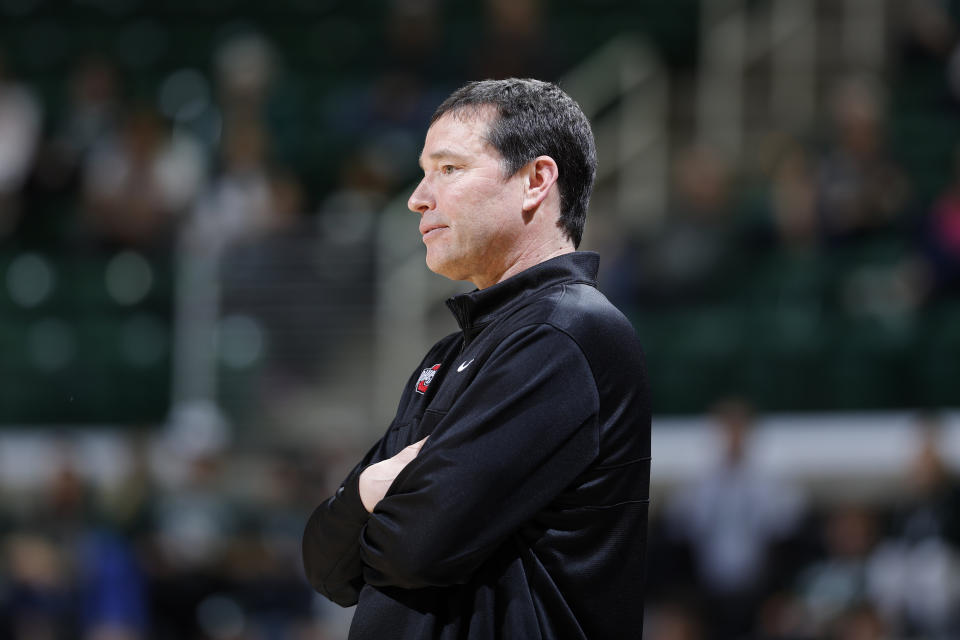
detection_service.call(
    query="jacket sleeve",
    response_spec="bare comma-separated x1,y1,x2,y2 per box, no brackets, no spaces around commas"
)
301,449,377,606
358,323,600,589
302,335,460,606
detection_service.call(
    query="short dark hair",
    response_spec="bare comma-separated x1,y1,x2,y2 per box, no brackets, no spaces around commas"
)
430,78,597,248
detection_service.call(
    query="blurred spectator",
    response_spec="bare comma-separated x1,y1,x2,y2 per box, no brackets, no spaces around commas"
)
266,168,307,235
383,0,443,75
3,534,73,640
214,32,277,125
868,413,960,637
146,453,237,639
754,590,813,640
644,600,704,640
316,156,388,247
769,142,820,250
902,0,957,60
60,56,123,171
470,0,556,80
321,2,444,206
96,436,154,538
0,52,42,241
816,76,910,241
224,451,317,639
666,399,806,639
152,454,235,573
923,143,960,295
191,120,303,246
17,55,123,248
332,72,433,191
897,414,960,544
77,529,148,640
635,144,739,303
81,105,205,250
322,70,443,221
313,72,439,249
735,134,822,260
828,603,888,640
795,505,881,636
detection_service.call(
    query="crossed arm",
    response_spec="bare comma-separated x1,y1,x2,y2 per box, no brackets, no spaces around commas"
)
302,324,600,604
358,437,428,512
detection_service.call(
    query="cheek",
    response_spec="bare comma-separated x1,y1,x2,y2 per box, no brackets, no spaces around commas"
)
441,175,522,243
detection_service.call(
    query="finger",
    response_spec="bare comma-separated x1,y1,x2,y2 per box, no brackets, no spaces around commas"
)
407,438,428,457
395,437,429,465
399,437,428,455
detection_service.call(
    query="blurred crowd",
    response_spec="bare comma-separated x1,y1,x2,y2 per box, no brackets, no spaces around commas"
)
2,0,959,339
1,408,958,640
0,34,308,255
608,70,950,316
645,406,960,640
0,0,564,256
603,0,960,321
0,432,353,640
0,1,956,301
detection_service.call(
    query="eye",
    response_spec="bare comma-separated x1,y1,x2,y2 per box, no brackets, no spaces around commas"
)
440,165,456,175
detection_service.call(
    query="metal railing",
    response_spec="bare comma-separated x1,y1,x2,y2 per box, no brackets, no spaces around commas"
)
697,0,888,162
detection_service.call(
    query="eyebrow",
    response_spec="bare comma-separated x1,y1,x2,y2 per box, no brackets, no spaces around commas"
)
418,149,469,169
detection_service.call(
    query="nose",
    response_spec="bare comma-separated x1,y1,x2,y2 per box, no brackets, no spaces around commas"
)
407,177,434,214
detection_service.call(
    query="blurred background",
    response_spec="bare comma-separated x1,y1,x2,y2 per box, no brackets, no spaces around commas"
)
0,0,959,638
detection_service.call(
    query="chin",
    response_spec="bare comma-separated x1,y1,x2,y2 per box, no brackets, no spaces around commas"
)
425,253,466,282
424,252,449,277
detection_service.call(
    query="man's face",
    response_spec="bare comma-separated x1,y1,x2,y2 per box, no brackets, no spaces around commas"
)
408,109,527,288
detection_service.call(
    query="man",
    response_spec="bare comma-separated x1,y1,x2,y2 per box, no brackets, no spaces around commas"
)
302,79,650,639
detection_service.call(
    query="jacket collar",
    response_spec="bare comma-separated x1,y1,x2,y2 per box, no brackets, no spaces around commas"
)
445,252,600,333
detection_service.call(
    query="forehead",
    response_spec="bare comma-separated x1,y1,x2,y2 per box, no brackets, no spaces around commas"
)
421,107,497,158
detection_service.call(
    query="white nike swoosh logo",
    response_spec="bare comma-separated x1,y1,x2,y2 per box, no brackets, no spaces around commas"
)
457,359,474,372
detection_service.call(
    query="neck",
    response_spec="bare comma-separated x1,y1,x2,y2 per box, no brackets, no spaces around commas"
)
475,240,575,289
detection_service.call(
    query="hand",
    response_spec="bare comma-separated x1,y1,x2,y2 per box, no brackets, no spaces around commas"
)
359,437,428,513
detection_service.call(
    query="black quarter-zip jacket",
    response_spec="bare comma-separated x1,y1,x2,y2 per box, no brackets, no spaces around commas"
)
302,252,651,639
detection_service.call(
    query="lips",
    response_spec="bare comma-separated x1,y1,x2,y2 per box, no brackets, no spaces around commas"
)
420,223,448,239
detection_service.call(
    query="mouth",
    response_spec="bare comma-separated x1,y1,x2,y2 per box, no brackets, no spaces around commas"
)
420,224,448,240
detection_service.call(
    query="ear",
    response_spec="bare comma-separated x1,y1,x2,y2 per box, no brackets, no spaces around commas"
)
521,155,560,213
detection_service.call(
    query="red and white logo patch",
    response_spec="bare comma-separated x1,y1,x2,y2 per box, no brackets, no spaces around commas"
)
416,364,441,394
